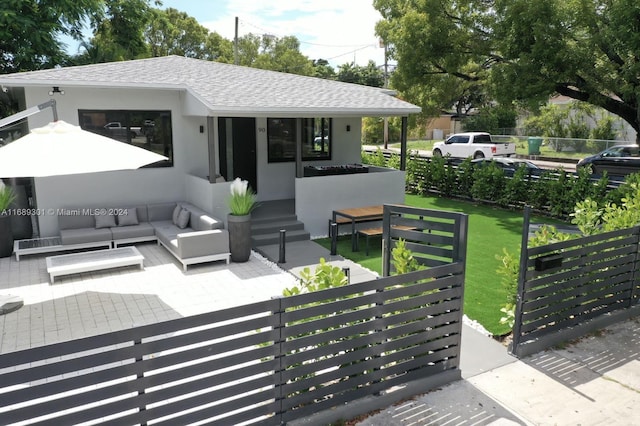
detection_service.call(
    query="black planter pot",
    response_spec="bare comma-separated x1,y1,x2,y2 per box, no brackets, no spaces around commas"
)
0,215,14,258
228,214,251,262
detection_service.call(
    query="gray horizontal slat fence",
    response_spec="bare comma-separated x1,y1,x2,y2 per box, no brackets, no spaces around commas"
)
511,213,640,357
0,263,465,425
0,300,281,426
278,263,464,423
382,205,468,276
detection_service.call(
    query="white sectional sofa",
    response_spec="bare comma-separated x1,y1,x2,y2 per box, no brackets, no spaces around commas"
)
57,202,230,270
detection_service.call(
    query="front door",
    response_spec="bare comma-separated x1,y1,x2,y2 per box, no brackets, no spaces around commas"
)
218,117,257,192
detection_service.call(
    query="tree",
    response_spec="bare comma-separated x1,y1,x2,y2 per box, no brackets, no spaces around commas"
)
252,35,314,75
145,8,209,58
0,0,104,73
87,0,156,61
374,0,495,117
311,59,336,80
374,0,640,141
203,32,234,63
336,61,384,87
462,105,518,133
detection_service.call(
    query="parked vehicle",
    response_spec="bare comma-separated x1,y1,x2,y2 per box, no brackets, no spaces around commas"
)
471,157,540,171
576,144,640,176
103,122,143,139
432,132,516,159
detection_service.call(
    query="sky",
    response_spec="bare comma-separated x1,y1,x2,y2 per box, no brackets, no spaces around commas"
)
158,0,388,67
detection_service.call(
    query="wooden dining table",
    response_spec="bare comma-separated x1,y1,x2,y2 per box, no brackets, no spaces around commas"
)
332,205,384,251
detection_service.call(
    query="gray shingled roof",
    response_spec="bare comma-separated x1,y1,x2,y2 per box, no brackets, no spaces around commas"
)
0,56,420,117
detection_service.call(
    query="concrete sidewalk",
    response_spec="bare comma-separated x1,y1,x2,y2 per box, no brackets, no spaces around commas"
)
357,316,640,425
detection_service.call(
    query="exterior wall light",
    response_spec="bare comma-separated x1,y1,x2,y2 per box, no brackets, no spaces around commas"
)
48,87,64,96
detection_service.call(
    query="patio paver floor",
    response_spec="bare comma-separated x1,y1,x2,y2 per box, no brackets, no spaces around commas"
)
0,242,300,354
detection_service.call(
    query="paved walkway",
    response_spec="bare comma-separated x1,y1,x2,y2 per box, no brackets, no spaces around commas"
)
357,316,640,426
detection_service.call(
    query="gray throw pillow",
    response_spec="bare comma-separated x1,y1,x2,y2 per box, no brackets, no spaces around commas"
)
176,208,190,229
95,213,116,229
117,209,139,226
172,204,182,225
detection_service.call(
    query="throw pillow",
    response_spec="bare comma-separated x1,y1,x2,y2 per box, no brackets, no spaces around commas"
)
95,212,116,229
176,208,190,229
117,209,139,226
172,204,182,225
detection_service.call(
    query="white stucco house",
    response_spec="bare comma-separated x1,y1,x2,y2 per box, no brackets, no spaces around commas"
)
0,55,420,238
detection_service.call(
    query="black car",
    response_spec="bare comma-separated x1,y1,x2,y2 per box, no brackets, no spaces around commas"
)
577,144,640,176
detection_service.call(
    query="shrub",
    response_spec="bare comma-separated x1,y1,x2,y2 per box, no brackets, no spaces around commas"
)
455,158,475,198
500,165,530,207
471,162,505,201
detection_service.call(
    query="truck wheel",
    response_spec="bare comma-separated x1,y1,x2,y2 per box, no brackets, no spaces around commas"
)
130,131,137,139
473,152,485,159
432,149,442,157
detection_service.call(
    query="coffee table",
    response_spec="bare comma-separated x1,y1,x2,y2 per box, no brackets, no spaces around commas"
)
46,246,144,283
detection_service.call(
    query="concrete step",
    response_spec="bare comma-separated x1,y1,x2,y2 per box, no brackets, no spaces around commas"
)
252,229,311,247
251,218,305,236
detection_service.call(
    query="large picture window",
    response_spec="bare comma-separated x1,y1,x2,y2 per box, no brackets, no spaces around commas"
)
267,118,331,162
78,110,173,167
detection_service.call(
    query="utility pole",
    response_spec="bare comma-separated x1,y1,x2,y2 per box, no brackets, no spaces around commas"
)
234,17,239,65
382,41,389,149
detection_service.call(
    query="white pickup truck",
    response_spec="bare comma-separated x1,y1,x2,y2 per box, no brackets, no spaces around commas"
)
103,122,144,138
432,132,516,159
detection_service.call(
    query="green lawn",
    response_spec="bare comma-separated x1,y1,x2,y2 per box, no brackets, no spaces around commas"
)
315,194,566,336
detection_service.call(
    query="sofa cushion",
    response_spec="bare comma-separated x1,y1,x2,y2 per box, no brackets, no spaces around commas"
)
95,213,116,229
147,202,177,222
117,208,139,226
176,208,190,229
172,204,182,225
110,222,155,241
181,202,224,231
58,209,95,230
60,227,112,245
154,223,187,251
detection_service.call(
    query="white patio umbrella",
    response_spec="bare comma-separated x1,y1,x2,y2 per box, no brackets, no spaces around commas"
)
0,120,167,315
0,120,167,178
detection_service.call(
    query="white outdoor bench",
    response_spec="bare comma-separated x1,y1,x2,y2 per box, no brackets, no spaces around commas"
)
13,237,111,261
45,246,144,283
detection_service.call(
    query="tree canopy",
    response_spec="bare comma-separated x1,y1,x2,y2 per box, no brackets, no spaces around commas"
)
374,0,640,139
0,0,104,73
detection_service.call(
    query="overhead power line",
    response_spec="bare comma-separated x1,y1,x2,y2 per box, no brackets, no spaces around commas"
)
238,18,375,49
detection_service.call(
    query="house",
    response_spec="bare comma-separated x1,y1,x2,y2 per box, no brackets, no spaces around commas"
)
0,55,420,238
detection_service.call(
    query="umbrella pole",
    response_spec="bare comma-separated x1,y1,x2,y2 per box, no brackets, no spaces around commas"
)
0,99,58,129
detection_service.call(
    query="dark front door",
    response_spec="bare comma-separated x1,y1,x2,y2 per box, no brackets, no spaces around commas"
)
218,117,257,192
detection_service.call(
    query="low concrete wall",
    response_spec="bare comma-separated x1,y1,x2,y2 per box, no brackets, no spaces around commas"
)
295,166,406,237
184,174,231,224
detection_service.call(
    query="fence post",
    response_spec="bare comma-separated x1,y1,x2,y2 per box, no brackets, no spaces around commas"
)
278,229,286,264
330,222,337,255
271,295,285,424
628,226,640,307
510,206,531,355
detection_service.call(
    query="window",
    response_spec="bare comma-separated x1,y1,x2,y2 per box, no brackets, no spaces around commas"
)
302,118,331,160
268,118,332,162
78,110,173,167
267,118,297,162
474,134,492,143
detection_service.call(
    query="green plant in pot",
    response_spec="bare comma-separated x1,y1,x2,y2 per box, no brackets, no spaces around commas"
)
227,178,257,262
0,184,17,258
